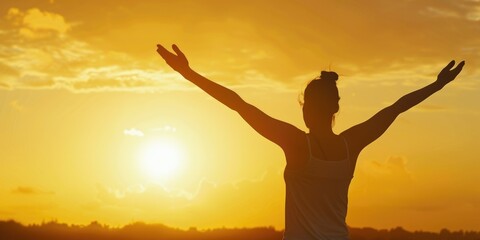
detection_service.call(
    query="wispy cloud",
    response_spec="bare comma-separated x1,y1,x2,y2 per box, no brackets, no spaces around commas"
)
230,69,293,92
11,186,54,195
123,128,144,137
370,156,413,179
412,104,449,112
466,5,480,21
151,125,177,133
423,6,462,18
61,66,190,93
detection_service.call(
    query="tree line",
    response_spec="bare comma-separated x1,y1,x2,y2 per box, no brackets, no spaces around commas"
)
0,220,479,240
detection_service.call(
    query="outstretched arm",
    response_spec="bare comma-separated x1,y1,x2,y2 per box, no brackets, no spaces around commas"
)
342,60,465,154
156,44,304,152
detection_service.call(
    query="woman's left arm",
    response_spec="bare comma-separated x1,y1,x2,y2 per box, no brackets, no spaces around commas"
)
342,60,465,153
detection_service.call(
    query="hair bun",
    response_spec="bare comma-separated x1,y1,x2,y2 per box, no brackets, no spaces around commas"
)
320,71,338,81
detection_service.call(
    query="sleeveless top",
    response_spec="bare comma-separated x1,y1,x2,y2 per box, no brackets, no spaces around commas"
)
283,133,354,240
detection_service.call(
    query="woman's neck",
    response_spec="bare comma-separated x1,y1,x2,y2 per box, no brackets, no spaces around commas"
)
309,125,335,137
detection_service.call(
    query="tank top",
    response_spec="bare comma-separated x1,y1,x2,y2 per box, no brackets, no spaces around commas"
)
283,133,353,240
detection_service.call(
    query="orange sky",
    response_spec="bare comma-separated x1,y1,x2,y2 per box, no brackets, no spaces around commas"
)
1,0,479,232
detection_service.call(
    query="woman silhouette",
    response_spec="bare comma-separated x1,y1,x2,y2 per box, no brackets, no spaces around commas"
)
156,44,464,240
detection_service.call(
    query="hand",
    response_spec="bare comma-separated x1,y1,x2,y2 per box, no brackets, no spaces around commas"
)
156,44,190,73
436,60,465,87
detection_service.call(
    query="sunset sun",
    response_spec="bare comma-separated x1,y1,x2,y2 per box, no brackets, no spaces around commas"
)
139,139,184,182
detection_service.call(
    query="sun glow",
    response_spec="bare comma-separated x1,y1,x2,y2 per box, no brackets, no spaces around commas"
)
139,139,184,182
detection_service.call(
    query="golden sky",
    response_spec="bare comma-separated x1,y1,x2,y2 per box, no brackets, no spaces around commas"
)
1,0,479,231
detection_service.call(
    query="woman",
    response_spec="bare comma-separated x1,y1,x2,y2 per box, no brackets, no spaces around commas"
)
156,44,465,240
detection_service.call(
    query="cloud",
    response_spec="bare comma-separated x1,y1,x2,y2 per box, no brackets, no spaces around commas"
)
0,82,9,88
0,62,18,76
61,66,191,92
341,63,443,86
423,6,462,18
96,184,146,203
371,156,412,181
466,6,480,21
1,2,479,93
227,69,293,92
6,8,71,38
0,7,193,93
23,8,70,33
11,186,54,195
0,10,95,91
9,203,58,212
0,62,19,89
151,125,177,133
123,128,145,137
412,104,449,112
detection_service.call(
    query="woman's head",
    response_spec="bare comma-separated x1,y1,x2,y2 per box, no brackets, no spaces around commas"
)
300,71,340,130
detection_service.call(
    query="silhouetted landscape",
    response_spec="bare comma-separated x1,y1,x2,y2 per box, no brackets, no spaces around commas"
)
0,220,479,240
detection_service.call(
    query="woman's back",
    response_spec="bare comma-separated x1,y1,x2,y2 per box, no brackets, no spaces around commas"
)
283,133,353,240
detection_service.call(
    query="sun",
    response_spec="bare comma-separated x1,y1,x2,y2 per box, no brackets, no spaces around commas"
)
139,139,183,182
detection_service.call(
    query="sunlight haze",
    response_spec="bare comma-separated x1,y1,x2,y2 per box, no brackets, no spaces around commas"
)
1,0,479,232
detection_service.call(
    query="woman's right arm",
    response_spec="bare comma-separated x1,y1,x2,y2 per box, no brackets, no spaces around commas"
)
156,44,305,153
342,60,465,154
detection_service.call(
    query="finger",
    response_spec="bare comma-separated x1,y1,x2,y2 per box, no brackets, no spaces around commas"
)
443,60,455,71
452,60,465,75
156,44,172,58
172,44,185,58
